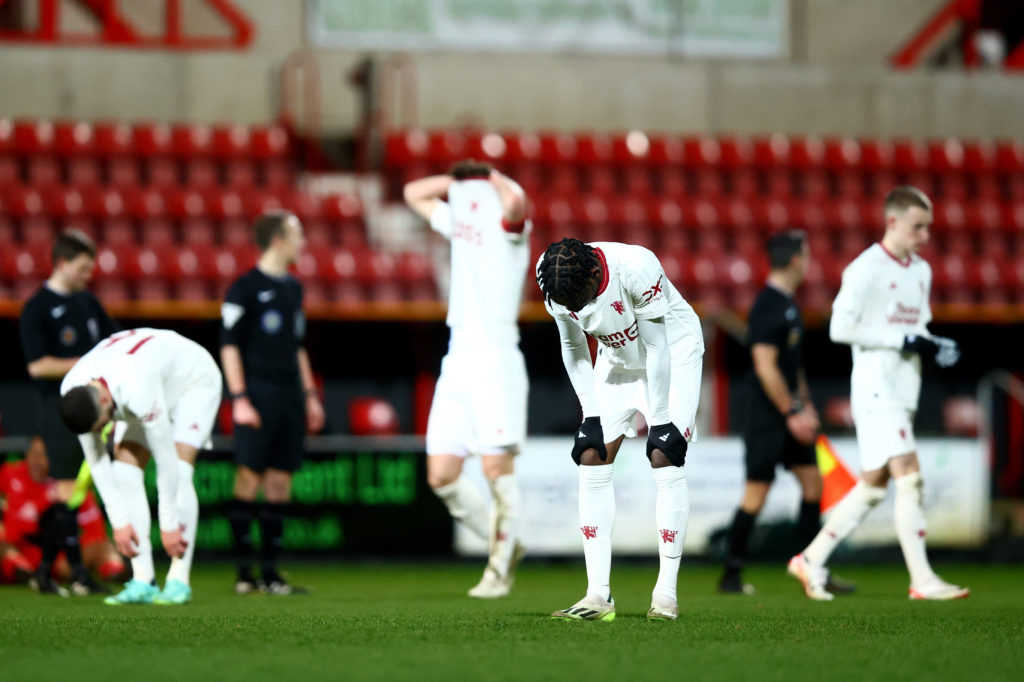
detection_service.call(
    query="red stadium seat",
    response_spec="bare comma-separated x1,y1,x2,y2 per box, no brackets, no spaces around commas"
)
583,165,617,196
21,217,55,246
857,138,894,171
13,120,55,156
140,218,176,247
220,218,250,247
136,277,172,302
250,125,291,160
126,187,168,220
132,122,173,157
647,134,686,166
692,168,724,198
0,155,19,188
835,170,866,199
263,161,293,190
304,220,332,249
995,140,1024,175
683,135,721,168
348,397,400,436
68,158,102,189
176,278,210,302
5,185,45,218
787,136,826,170
936,172,968,201
54,121,96,157
730,168,759,199
182,218,216,246
426,129,472,164
93,122,133,158
321,193,363,224
765,168,795,198
212,124,252,159
932,200,968,234
613,131,652,166
225,159,257,190
168,188,209,220
718,136,754,169
623,166,653,197
963,140,997,173
752,134,791,168
538,132,578,165
99,219,135,246
928,139,965,173
893,139,928,172
145,157,179,188
973,173,1001,201
658,167,688,198
721,197,756,232
46,186,88,220
287,191,324,222
184,159,219,189
575,133,615,166
94,280,131,304
27,156,61,188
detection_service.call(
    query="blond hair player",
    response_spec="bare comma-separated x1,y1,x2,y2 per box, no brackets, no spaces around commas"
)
787,186,967,601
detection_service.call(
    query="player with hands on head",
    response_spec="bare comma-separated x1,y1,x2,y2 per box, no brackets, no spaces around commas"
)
403,160,530,598
538,238,704,622
59,328,222,605
788,186,967,602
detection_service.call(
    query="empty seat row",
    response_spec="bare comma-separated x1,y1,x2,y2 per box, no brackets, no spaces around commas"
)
0,120,291,160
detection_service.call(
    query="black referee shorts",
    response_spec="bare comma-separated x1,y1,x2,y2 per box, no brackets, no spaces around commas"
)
743,409,816,484
234,379,306,474
37,392,86,480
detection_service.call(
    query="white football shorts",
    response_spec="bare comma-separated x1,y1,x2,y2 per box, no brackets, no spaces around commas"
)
426,345,528,457
595,341,703,443
854,408,918,473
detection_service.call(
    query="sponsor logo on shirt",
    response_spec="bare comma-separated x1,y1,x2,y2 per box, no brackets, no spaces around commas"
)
258,289,276,303
640,276,664,305
453,221,483,245
50,305,67,318
886,302,921,325
595,320,639,349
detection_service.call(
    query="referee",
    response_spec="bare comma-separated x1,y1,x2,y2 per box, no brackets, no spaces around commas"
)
19,229,117,595
718,231,831,595
220,211,325,595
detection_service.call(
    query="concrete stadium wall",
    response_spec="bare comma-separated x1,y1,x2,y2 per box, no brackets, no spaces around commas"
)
0,0,1021,139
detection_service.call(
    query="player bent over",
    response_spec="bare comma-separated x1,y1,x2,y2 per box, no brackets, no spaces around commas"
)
788,187,968,601
59,328,222,605
404,161,530,598
537,238,704,621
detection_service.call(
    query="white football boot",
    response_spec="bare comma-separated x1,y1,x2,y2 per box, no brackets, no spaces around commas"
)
909,576,970,601
551,594,616,622
787,554,835,601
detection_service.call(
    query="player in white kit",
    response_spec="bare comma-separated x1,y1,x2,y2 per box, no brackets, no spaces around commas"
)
404,160,530,598
537,238,704,622
787,186,968,601
58,328,222,605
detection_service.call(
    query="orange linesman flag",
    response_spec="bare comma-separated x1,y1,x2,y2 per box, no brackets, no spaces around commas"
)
816,434,858,513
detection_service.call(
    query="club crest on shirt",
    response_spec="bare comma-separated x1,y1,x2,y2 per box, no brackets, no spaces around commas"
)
611,300,624,315
60,325,77,347
261,310,283,334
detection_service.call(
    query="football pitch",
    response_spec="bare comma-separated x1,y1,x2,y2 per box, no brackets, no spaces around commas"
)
1,561,1021,682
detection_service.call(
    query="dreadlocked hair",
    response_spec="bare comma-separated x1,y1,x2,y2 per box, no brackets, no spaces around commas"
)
536,238,601,311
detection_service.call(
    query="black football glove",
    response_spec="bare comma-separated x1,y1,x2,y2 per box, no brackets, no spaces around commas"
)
571,416,607,465
902,334,960,368
647,422,688,467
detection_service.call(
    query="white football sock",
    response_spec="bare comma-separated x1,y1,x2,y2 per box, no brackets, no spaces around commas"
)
652,466,689,603
487,474,520,578
166,460,198,585
803,481,886,567
894,472,937,586
112,460,154,584
434,477,489,540
578,464,615,602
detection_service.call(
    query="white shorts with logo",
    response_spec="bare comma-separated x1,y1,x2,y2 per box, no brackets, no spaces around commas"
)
595,342,703,443
116,350,222,451
854,408,917,472
426,345,528,457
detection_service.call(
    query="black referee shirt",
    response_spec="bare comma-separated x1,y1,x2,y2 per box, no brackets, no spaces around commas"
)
19,285,117,396
220,267,305,385
745,285,804,413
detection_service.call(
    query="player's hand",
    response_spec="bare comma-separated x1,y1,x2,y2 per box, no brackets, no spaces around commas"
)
647,422,688,466
306,394,326,434
786,411,818,446
113,525,140,558
932,335,960,368
233,397,262,429
571,417,607,465
161,527,188,559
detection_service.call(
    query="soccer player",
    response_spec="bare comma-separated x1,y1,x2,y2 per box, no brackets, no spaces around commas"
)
403,160,529,598
788,186,968,601
58,327,223,605
536,237,704,621
221,211,325,595
718,231,853,595
0,442,126,593
18,229,117,595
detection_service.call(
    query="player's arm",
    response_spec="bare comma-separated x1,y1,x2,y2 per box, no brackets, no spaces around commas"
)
553,314,606,464
26,356,79,379
403,175,454,222
298,347,325,433
751,344,799,415
490,169,528,235
76,432,130,530
829,263,905,349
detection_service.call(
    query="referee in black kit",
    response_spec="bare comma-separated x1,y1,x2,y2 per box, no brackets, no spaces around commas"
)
220,211,325,595
718,230,852,595
19,229,117,595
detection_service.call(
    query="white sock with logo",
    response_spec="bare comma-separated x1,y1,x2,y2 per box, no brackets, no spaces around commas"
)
578,464,615,602
652,466,689,603
894,472,937,586
112,460,154,584
487,474,520,578
167,460,198,586
434,477,489,540
803,481,887,567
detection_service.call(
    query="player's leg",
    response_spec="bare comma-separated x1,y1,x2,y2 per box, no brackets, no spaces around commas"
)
105,438,160,605
426,354,489,540
466,451,522,598
888,452,969,600
231,391,273,593
647,351,701,620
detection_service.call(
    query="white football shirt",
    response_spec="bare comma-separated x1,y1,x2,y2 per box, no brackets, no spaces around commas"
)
543,242,703,371
430,179,530,348
830,243,933,416
62,328,216,530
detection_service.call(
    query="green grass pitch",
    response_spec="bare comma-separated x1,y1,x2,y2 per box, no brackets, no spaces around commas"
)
1,562,1021,682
